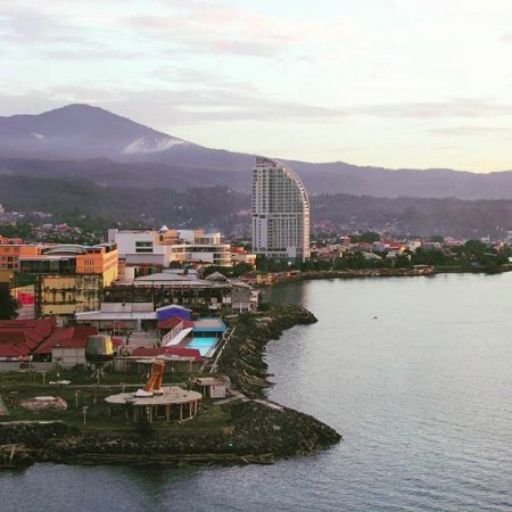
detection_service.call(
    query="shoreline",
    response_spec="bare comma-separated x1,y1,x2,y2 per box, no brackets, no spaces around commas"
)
257,265,512,288
0,305,341,469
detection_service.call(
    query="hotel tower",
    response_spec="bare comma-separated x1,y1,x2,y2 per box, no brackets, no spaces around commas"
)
251,157,310,262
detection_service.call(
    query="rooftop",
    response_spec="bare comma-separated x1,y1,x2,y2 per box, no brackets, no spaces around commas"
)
35,326,98,354
105,386,202,407
193,318,227,332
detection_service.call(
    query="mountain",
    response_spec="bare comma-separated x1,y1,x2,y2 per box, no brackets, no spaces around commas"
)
0,104,192,160
2,103,512,199
0,157,251,190
0,104,255,170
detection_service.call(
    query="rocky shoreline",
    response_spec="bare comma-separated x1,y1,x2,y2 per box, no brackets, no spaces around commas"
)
0,305,341,469
260,264,512,288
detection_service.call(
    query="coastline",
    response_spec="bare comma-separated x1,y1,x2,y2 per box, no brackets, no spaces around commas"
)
256,264,512,288
0,305,341,469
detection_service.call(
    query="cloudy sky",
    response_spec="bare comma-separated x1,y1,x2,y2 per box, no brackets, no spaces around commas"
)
1,0,512,170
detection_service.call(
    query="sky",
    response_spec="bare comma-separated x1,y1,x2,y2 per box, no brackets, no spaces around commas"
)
1,0,512,171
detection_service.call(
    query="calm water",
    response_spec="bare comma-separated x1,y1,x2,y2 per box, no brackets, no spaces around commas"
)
2,273,512,511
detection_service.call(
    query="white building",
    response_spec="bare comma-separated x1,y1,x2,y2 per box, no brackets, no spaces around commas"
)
108,229,171,267
108,228,231,267
252,157,310,262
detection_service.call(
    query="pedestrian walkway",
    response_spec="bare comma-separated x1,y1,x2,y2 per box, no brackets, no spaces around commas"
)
253,398,284,412
213,389,283,412
213,389,249,406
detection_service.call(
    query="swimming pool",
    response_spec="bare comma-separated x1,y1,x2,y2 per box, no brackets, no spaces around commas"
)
187,337,219,357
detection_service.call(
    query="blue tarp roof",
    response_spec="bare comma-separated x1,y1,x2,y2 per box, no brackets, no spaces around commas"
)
156,305,192,321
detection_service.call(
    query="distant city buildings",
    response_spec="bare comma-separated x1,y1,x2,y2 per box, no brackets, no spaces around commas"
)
252,157,310,262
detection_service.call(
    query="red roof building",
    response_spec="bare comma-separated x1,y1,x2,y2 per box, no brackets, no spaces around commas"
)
157,317,194,331
0,319,97,361
0,319,55,359
34,326,97,356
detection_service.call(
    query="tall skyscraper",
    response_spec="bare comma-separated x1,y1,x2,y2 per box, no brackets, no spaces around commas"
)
252,157,310,262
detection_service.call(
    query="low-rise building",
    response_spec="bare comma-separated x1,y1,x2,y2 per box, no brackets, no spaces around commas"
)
14,243,118,320
75,302,157,331
104,269,258,313
0,318,55,362
108,227,232,268
0,238,45,283
34,325,98,367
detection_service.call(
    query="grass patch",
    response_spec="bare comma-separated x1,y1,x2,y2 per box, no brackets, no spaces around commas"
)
0,369,231,434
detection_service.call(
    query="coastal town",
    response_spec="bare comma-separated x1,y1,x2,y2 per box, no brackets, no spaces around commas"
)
2,3,512,509
1,158,512,468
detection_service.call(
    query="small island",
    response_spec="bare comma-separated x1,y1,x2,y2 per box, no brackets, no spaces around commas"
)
0,304,341,469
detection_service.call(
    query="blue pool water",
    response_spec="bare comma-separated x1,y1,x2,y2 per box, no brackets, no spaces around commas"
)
187,337,218,356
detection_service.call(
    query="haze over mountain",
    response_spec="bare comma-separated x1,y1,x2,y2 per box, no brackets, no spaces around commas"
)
2,104,512,200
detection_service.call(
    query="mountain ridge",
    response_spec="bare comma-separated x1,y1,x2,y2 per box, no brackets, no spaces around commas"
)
2,103,512,199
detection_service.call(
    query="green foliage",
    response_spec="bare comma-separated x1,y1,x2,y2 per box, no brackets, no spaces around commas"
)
202,262,254,278
333,252,386,270
394,254,412,268
135,416,154,437
411,240,507,269
410,248,448,266
350,231,381,243
297,259,332,272
231,262,254,276
0,176,248,234
0,223,34,239
255,255,293,272
0,286,19,320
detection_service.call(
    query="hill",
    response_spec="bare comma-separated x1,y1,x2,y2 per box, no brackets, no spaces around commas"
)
2,175,512,239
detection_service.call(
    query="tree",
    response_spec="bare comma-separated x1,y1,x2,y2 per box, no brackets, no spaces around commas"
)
232,262,254,277
0,286,19,320
350,231,381,244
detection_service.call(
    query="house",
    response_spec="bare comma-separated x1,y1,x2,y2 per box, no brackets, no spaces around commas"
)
0,319,55,362
194,377,227,399
75,302,157,331
34,326,98,367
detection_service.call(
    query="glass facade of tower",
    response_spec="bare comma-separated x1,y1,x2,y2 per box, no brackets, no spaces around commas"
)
252,157,310,262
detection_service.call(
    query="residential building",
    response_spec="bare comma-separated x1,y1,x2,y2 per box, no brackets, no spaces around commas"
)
252,156,310,262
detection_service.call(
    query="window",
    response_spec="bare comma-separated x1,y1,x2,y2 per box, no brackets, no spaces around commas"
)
135,241,154,253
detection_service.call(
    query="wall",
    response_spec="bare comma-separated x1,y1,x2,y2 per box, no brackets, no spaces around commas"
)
0,244,43,276
76,247,118,287
39,274,101,316
52,347,86,368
